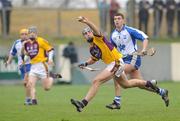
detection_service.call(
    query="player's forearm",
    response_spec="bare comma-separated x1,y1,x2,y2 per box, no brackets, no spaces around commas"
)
142,39,148,51
48,50,54,61
6,54,13,64
21,46,27,55
86,57,96,65
85,20,101,36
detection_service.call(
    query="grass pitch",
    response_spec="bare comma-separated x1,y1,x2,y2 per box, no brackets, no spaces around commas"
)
0,82,180,121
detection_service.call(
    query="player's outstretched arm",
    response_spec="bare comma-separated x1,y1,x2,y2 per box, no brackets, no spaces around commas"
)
140,39,148,56
77,16,101,36
5,54,13,67
78,57,96,68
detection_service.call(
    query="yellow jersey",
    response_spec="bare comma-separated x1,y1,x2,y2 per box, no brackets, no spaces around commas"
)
24,37,53,64
90,35,122,64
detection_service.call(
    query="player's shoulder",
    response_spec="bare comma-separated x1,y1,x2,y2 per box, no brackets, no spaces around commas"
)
13,39,22,46
111,29,119,37
124,25,136,31
36,37,48,43
125,25,142,34
111,25,126,36
125,26,148,38
37,36,44,41
14,39,21,43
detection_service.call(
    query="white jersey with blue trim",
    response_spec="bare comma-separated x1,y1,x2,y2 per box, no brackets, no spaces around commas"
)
110,25,148,56
10,39,30,66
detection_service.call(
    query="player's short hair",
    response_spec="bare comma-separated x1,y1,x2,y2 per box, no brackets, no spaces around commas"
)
114,13,125,19
82,27,92,35
19,29,28,34
28,26,37,34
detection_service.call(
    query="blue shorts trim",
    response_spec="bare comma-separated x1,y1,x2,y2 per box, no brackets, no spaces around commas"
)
19,64,31,79
123,55,141,70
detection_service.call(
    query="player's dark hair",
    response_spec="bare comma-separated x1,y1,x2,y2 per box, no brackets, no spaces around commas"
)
114,13,125,19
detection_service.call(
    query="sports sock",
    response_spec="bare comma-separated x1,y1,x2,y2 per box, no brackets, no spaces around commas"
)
145,81,152,88
32,99,38,104
158,88,165,96
81,99,88,107
25,97,31,103
114,96,121,105
145,81,160,93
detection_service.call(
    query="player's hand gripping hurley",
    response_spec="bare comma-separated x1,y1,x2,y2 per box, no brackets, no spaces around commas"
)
78,62,100,72
132,48,156,56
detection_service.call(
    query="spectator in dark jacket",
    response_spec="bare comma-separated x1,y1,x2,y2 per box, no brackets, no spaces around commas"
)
0,0,12,35
152,0,164,37
63,42,78,65
138,0,150,34
177,1,180,36
165,0,176,37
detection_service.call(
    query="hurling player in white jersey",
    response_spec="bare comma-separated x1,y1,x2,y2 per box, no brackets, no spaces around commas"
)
106,13,169,109
5,29,32,105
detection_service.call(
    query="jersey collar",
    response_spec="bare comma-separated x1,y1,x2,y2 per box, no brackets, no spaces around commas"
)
115,24,125,32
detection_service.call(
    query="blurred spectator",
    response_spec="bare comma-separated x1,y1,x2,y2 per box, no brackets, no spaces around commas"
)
109,0,120,32
177,1,180,36
152,0,164,38
22,0,28,6
63,42,78,65
0,0,12,35
126,0,136,27
138,0,150,34
126,0,130,24
97,0,109,35
165,0,176,37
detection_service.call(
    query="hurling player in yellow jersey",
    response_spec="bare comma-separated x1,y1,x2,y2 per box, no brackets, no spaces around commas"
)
23,26,58,105
70,16,169,112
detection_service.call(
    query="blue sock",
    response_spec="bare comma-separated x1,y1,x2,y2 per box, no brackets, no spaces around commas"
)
25,97,31,103
114,96,121,105
159,88,165,96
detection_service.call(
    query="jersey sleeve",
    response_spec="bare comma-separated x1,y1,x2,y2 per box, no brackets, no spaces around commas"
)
10,41,17,56
126,27,148,41
40,38,54,52
94,34,104,42
110,34,117,48
91,56,99,61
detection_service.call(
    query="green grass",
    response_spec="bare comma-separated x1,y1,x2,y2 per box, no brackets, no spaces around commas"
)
0,82,180,121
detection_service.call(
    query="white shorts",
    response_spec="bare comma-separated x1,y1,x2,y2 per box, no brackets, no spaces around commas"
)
29,62,49,79
105,59,125,77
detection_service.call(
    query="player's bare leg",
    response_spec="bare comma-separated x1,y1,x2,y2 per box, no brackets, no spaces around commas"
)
71,70,169,112
106,64,139,109
115,73,169,107
71,69,114,112
106,64,169,110
42,77,53,91
105,79,121,109
126,66,169,106
115,73,146,88
28,75,38,105
84,69,113,101
23,74,31,105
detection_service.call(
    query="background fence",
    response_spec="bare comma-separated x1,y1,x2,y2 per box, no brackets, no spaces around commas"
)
0,7,179,38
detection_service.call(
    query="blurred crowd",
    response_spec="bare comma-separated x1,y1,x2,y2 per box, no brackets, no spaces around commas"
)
98,0,180,38
0,0,179,38
0,0,12,36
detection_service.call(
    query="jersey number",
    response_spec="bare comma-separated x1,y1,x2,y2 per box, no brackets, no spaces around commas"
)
118,44,126,51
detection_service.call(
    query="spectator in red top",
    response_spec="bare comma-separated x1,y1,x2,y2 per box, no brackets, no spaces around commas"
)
109,0,120,32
